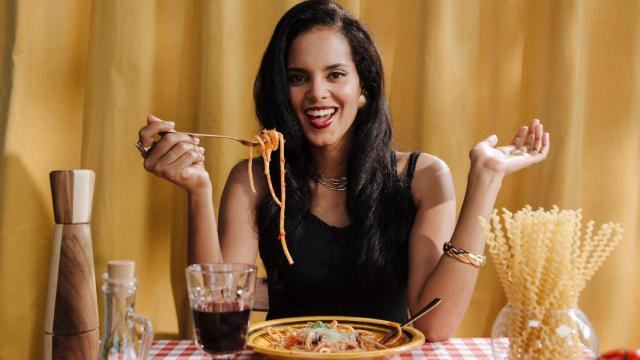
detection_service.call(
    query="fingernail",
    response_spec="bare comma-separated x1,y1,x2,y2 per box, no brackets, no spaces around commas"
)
199,146,205,154
194,137,200,145
166,121,175,127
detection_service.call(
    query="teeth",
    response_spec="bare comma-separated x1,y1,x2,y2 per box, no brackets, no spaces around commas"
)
306,108,336,117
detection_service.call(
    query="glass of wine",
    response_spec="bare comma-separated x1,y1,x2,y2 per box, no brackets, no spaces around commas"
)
185,263,257,359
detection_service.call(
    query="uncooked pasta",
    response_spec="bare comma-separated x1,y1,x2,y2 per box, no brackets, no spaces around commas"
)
480,206,623,359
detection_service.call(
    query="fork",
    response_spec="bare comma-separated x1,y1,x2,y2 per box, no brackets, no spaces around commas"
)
379,298,442,345
160,131,260,146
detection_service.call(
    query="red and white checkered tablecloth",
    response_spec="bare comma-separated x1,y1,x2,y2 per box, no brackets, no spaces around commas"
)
149,338,496,359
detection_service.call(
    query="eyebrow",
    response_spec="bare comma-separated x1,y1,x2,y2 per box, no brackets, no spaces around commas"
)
287,63,350,72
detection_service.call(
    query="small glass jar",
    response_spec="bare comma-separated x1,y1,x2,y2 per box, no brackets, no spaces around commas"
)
98,272,153,360
491,304,598,359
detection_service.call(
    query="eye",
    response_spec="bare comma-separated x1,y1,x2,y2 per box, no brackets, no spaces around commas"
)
287,74,307,84
328,71,346,79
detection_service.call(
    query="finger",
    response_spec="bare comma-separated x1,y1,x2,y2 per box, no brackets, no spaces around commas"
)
539,132,550,157
144,134,198,171
533,123,543,153
169,148,206,180
524,118,540,147
147,114,163,124
139,116,175,147
153,137,201,166
483,134,499,147
511,126,528,146
522,123,536,148
521,133,534,152
530,118,540,129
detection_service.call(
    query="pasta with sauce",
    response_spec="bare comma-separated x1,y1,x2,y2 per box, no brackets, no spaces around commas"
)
264,320,404,353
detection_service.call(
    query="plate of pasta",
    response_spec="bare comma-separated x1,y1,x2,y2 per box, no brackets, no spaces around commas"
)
246,316,425,359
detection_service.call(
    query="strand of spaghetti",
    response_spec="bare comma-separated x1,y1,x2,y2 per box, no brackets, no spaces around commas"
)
385,323,403,346
279,132,294,265
337,324,355,332
254,134,269,194
267,130,278,159
266,327,281,342
257,132,282,206
248,145,256,193
305,332,313,350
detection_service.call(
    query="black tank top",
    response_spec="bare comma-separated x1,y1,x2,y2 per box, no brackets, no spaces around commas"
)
264,152,421,323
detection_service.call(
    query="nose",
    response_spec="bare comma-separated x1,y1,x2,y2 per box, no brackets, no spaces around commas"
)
306,77,329,102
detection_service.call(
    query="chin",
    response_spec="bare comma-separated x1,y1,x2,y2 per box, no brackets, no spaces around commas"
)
296,115,353,150
306,134,340,148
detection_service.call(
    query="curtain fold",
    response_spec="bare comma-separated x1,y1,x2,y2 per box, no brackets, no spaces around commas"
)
1,0,638,358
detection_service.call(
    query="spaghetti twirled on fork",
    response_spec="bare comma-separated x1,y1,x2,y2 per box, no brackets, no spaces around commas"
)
247,129,294,265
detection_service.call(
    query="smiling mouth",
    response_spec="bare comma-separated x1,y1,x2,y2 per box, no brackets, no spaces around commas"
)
305,107,337,129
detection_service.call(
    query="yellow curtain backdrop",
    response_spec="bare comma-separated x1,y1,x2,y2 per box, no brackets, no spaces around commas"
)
1,0,638,358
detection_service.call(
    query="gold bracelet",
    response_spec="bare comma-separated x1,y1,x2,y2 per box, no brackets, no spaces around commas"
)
443,241,486,268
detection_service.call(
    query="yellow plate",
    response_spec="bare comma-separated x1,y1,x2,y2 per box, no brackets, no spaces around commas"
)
247,316,425,360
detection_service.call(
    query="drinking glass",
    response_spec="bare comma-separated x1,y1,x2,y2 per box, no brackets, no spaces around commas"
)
185,263,257,359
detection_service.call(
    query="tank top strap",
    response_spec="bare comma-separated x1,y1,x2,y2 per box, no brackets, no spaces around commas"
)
390,149,397,170
406,151,421,184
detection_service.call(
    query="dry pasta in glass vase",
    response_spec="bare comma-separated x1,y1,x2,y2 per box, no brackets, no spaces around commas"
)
480,206,623,360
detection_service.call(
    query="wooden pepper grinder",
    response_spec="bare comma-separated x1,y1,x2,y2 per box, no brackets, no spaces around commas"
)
44,170,99,359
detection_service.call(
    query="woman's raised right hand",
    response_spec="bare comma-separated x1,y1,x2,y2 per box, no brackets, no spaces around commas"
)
138,115,211,193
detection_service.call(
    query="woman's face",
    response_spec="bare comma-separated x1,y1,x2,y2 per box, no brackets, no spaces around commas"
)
287,26,361,149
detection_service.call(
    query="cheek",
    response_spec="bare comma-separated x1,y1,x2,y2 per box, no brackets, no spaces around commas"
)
342,84,360,107
342,90,360,110
288,88,306,126
289,87,305,108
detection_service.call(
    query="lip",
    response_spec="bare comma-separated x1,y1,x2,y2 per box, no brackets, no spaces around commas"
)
304,106,337,130
305,106,336,111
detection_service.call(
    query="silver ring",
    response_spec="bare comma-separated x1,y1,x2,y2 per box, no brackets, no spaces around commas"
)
135,141,153,159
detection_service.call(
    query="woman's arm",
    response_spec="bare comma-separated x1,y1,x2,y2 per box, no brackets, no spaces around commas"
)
188,184,221,264
216,160,264,264
138,115,262,265
188,160,265,264
407,119,550,341
189,160,264,265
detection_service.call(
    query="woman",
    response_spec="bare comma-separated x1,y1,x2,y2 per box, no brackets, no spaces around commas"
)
136,0,549,341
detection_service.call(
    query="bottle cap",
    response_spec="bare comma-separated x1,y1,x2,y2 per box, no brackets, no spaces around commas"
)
107,260,135,282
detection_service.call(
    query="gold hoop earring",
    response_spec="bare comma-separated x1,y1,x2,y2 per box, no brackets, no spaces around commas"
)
358,94,366,109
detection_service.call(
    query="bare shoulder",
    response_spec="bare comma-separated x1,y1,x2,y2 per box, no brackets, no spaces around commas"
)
394,151,450,179
224,158,268,201
394,151,453,207
414,153,450,178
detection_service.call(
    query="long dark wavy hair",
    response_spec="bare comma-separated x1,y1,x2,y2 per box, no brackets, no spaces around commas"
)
255,0,415,289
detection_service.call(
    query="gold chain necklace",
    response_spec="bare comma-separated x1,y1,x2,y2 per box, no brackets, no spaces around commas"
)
314,173,347,191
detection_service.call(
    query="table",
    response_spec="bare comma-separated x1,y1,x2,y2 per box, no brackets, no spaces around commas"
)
149,338,496,359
